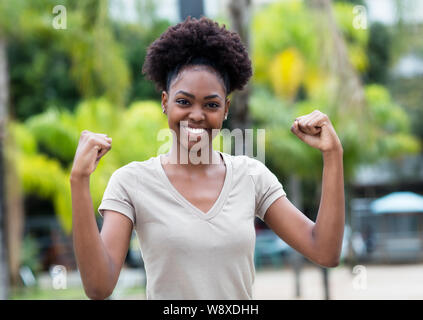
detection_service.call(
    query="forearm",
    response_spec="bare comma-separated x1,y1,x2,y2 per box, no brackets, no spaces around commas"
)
70,175,115,299
312,149,345,266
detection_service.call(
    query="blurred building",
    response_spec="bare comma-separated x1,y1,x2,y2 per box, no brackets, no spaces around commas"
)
351,148,423,264
350,192,423,263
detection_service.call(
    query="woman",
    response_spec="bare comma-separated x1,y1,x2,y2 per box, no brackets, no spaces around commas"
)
70,17,344,300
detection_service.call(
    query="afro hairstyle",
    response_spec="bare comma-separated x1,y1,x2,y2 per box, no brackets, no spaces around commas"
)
142,16,252,95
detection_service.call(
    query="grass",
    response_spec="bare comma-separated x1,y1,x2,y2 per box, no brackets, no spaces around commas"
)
10,285,145,300
10,286,89,300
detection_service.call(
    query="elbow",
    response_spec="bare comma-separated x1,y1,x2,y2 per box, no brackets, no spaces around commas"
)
81,270,115,300
86,291,112,300
315,254,340,268
321,259,340,268
84,286,113,300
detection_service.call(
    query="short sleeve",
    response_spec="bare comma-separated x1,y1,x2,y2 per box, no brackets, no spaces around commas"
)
249,158,286,221
98,168,136,226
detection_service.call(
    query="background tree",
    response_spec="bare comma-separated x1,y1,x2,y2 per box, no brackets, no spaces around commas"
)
227,0,253,155
0,35,10,300
387,0,423,142
364,22,392,85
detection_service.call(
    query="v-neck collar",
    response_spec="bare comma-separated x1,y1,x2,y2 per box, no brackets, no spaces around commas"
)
155,150,232,220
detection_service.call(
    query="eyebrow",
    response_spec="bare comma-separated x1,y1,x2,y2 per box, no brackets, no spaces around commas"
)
175,90,222,100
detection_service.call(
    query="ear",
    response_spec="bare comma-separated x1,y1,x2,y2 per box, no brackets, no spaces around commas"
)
161,91,168,114
225,97,231,115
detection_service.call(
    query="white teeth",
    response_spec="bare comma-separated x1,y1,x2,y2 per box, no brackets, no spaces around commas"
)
184,126,206,134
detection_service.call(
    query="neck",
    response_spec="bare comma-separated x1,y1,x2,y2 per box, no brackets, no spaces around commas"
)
163,141,222,171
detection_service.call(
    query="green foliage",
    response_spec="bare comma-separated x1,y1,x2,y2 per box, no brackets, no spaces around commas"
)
363,84,420,160
364,22,392,84
63,23,130,107
3,0,131,121
333,2,368,48
252,0,319,89
388,75,423,140
334,0,365,5
249,87,322,180
1,0,175,122
252,0,369,101
249,82,420,182
333,2,369,72
20,234,42,275
111,20,172,103
8,38,80,119
3,0,81,119
25,108,79,163
8,122,37,155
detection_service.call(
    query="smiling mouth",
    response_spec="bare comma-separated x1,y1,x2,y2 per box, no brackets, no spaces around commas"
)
183,126,206,134
180,124,209,135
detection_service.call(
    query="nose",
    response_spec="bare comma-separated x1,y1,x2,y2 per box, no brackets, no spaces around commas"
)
188,105,205,122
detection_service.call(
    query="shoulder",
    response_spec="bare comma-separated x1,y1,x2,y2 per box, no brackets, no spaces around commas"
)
221,152,267,176
110,155,158,183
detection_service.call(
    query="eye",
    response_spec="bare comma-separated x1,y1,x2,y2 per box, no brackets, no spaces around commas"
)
206,102,219,109
176,99,190,106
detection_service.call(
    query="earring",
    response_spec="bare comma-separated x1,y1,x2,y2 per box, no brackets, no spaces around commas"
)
224,113,228,120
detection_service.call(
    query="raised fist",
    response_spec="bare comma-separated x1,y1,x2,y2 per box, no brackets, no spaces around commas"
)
70,130,112,178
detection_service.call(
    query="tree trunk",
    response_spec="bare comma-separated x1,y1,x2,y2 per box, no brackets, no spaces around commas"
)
322,267,330,300
0,37,10,299
288,174,304,298
306,0,367,120
312,177,330,299
0,36,24,295
227,0,252,156
4,119,24,289
307,0,368,300
178,0,204,20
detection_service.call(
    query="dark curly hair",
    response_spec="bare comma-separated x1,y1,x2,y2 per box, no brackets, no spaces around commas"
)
142,16,252,96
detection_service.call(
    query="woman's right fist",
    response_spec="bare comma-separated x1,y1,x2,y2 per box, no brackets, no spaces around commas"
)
70,130,112,179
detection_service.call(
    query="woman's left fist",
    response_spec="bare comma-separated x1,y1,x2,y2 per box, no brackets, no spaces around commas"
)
290,110,343,153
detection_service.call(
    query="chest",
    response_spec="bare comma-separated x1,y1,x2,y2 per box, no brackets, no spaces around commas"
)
138,197,257,261
164,166,226,214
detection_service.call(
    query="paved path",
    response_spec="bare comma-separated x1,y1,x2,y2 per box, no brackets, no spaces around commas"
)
118,263,423,299
253,263,423,300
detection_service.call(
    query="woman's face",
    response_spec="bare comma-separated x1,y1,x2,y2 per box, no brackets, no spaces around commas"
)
161,65,230,154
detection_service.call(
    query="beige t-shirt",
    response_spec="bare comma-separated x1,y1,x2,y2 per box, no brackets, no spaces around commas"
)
98,151,286,300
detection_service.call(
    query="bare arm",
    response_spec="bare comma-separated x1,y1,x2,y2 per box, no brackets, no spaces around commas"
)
312,149,345,265
264,111,345,267
71,176,132,299
70,130,132,299
264,150,344,267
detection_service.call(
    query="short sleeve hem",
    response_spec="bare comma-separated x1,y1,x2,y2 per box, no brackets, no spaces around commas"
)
256,189,286,221
98,198,135,225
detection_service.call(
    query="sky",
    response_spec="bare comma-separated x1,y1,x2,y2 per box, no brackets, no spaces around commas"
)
110,0,423,25
365,0,423,25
